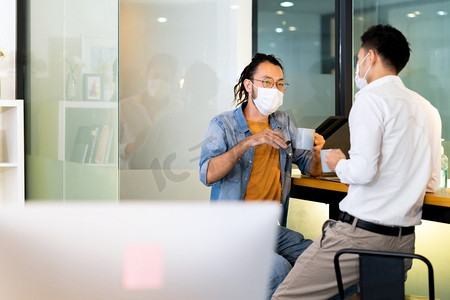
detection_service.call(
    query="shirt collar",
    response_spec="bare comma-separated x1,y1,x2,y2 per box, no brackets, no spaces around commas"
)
356,75,404,96
234,102,282,132
235,103,251,133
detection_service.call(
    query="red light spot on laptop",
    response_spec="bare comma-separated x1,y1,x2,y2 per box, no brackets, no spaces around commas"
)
122,244,164,290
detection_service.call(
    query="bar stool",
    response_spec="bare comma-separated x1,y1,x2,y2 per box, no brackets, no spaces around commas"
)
334,248,435,300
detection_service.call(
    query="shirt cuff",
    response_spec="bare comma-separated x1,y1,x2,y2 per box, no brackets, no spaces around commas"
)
335,158,346,181
199,158,213,186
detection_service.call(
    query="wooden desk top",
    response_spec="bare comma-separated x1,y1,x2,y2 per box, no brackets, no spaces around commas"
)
292,176,450,208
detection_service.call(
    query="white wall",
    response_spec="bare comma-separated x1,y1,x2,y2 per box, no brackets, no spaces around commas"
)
0,0,16,99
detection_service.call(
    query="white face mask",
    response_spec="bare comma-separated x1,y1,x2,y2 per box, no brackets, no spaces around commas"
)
147,79,171,99
250,82,284,116
355,52,372,90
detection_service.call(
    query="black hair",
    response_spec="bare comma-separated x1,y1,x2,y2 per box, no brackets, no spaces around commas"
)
360,24,411,74
184,61,218,103
233,53,284,106
146,53,178,78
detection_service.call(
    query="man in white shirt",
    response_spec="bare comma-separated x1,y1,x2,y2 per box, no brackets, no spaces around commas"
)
272,24,441,300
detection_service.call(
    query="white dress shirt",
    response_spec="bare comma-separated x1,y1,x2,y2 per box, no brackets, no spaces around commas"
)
336,75,442,226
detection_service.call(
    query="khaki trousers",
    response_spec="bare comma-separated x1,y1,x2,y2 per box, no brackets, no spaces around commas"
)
272,219,415,300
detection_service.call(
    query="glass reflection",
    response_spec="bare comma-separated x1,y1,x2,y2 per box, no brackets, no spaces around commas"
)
119,0,247,200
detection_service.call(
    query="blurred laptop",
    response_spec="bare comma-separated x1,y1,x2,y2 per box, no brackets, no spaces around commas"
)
0,201,280,300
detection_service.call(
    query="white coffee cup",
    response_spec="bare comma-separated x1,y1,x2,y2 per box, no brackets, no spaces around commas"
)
294,128,315,151
320,149,332,173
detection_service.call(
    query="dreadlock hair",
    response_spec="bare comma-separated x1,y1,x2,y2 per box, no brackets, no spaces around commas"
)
233,53,284,107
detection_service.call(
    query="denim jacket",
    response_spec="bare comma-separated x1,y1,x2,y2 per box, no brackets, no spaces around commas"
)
199,104,312,217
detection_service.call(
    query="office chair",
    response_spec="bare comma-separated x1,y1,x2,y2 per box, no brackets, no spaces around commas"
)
334,248,435,300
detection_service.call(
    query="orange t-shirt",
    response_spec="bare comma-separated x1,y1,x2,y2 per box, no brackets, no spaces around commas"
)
244,119,281,201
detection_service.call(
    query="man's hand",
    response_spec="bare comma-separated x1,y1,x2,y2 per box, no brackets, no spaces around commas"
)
312,133,325,159
248,129,287,149
206,129,287,184
308,133,325,177
325,149,346,172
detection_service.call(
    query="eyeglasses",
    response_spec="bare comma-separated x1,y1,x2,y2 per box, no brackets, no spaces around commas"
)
251,78,289,91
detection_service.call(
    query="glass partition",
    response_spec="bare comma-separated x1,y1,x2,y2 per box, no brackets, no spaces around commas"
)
25,0,119,201
119,0,251,200
256,0,336,129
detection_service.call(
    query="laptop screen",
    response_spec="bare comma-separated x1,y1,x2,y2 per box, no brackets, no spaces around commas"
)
0,201,279,300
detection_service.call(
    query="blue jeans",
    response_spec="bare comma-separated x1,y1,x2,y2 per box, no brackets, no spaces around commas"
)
267,226,313,299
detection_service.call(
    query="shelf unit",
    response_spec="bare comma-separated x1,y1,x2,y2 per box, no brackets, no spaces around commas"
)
55,100,118,200
58,100,117,163
0,100,24,205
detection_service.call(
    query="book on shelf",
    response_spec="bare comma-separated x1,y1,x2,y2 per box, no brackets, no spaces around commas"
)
86,125,101,164
104,127,115,164
70,126,92,163
71,124,116,165
94,125,110,164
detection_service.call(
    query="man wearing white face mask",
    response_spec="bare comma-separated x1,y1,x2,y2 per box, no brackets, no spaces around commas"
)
119,53,182,169
199,53,325,299
273,25,441,300
354,52,372,90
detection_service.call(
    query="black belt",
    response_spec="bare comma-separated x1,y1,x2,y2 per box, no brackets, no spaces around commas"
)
338,212,415,236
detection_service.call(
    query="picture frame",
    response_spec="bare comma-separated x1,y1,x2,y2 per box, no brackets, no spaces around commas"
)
83,73,103,101
81,37,118,101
